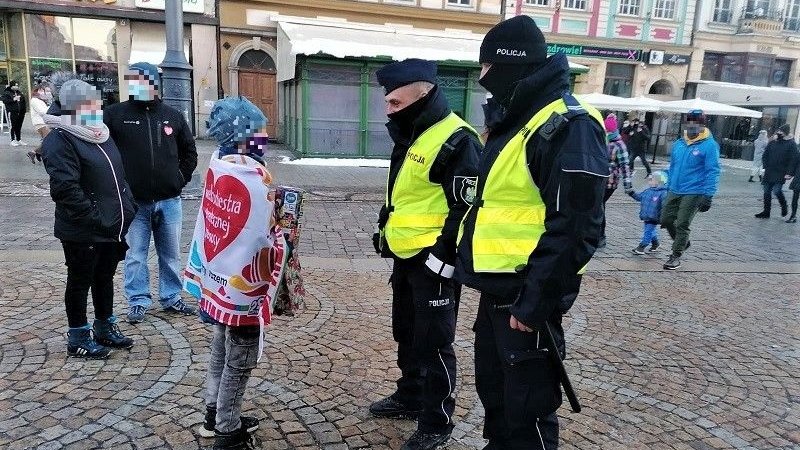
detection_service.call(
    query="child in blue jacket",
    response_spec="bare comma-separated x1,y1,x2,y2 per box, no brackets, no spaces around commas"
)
628,171,669,254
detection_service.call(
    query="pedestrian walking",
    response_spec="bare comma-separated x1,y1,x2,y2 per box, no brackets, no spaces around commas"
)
40,80,137,359
600,113,633,248
625,116,652,176
28,81,53,163
755,123,796,219
629,171,669,254
456,16,608,449
749,130,768,183
2,80,27,146
103,62,198,324
660,110,720,270
370,58,481,450
186,97,286,450
785,146,800,223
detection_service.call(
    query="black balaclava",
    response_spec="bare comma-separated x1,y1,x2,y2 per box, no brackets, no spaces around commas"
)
478,16,547,106
388,86,435,133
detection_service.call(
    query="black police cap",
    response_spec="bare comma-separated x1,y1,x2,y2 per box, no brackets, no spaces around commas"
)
375,59,438,95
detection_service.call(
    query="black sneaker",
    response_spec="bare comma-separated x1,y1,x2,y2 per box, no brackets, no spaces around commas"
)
663,254,681,270
93,319,134,349
66,328,111,359
755,211,770,219
165,298,197,316
631,244,646,255
213,427,258,450
369,396,422,419
647,241,660,253
198,406,259,438
787,216,797,223
401,430,452,450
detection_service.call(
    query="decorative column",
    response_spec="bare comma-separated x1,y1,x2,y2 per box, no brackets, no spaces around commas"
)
161,0,194,132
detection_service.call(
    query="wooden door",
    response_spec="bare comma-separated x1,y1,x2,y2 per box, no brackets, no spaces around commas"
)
238,71,277,138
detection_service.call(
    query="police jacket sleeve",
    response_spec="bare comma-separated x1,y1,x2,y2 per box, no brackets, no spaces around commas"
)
177,114,198,184
511,117,608,328
41,133,100,227
427,132,481,276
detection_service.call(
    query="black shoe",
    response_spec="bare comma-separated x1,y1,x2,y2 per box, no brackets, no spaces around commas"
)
663,254,681,270
781,204,788,217
400,430,452,450
213,427,258,450
647,241,660,253
787,216,797,223
198,406,259,438
369,396,422,419
93,319,134,349
755,211,770,219
631,244,646,255
748,176,754,182
67,328,111,359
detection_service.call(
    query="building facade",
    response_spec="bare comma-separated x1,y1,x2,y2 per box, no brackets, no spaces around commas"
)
689,0,800,156
0,0,219,132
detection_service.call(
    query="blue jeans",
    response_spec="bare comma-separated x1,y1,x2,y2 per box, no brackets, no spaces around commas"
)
124,196,183,309
640,222,659,246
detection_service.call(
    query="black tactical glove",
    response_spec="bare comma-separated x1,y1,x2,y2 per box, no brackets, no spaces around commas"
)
698,195,712,213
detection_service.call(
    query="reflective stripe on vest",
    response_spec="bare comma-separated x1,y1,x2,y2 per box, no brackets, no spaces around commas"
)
385,112,477,259
462,95,604,273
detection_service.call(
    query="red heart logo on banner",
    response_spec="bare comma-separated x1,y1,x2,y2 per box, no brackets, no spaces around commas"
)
203,170,251,261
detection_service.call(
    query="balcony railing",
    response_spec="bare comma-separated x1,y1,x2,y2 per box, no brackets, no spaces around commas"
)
738,7,784,33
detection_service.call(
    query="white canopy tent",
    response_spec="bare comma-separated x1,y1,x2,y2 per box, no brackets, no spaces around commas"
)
659,98,763,118
575,93,662,112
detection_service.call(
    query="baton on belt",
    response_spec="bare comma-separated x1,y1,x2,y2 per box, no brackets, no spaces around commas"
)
543,321,582,413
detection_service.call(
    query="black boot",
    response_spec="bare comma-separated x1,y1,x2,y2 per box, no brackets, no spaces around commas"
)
369,395,422,419
781,203,789,217
198,405,259,438
93,317,134,349
401,430,452,450
67,327,111,359
748,176,754,182
755,211,770,219
213,427,258,450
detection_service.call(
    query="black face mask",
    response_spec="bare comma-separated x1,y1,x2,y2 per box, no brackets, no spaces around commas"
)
388,91,430,133
478,64,530,107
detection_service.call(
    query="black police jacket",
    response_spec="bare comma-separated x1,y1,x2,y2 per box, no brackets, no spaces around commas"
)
103,99,197,202
378,85,482,269
41,106,137,243
456,53,608,329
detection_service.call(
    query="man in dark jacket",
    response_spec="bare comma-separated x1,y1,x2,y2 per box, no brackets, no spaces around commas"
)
456,16,608,449
369,59,481,450
756,123,797,219
625,117,652,176
104,62,198,323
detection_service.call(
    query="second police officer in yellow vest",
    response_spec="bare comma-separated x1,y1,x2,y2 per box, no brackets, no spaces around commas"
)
456,16,609,449
370,59,482,450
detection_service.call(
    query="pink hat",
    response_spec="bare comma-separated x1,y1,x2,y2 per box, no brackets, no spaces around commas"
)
604,113,618,132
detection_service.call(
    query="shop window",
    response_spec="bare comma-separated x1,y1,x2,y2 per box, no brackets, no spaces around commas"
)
720,54,744,83
603,63,634,98
8,60,28,95
306,63,361,156
653,0,676,19
367,68,394,157
73,18,116,62
771,59,792,86
618,0,641,16
7,13,26,59
237,50,276,72
701,52,723,80
744,54,773,86
30,58,73,85
0,18,6,60
25,15,72,60
130,22,190,66
649,79,673,95
712,0,732,23
76,61,119,105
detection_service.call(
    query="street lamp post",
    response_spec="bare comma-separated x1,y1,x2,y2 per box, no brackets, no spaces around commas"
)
161,0,194,133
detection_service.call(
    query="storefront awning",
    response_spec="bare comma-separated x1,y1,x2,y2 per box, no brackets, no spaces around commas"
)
691,80,800,107
276,19,589,82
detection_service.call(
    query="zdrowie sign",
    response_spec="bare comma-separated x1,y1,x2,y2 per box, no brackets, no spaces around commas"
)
134,0,205,14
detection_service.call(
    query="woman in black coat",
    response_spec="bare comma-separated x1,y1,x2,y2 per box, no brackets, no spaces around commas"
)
41,80,137,359
2,80,27,146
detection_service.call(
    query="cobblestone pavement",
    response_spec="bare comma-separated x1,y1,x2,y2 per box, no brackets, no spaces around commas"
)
1,141,799,449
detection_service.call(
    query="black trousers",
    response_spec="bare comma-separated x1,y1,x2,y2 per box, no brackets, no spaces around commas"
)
391,255,459,435
762,181,788,215
10,112,24,141
791,189,799,218
62,241,126,328
474,293,561,450
628,149,651,175
600,188,615,240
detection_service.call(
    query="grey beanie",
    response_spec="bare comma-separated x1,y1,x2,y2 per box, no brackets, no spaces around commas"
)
59,79,101,112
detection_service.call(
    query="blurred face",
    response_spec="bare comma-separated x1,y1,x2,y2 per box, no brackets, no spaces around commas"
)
684,120,704,138
385,83,428,115
480,63,492,80
125,73,158,101
74,99,103,126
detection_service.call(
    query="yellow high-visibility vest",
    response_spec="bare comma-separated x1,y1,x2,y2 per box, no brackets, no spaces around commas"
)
460,96,604,273
384,112,476,259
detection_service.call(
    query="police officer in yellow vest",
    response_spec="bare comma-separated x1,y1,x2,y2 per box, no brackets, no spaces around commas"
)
369,59,481,450
456,17,608,449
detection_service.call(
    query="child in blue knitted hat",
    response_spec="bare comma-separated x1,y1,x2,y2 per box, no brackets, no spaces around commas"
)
206,96,269,163
628,171,669,254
